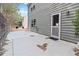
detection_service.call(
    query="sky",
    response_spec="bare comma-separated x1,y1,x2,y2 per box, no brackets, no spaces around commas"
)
17,3,28,17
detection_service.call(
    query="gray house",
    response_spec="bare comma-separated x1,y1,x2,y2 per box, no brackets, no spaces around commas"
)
28,3,79,43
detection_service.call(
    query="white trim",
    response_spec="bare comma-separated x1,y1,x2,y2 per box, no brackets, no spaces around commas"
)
51,13,61,40
59,13,61,40
51,15,52,36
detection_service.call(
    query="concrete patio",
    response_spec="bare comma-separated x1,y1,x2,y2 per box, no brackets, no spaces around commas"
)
3,31,77,56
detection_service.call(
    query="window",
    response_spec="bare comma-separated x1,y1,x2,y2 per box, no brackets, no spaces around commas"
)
53,14,59,26
31,5,35,12
31,19,36,27
31,20,34,27
31,8,32,12
33,5,35,10
33,19,36,26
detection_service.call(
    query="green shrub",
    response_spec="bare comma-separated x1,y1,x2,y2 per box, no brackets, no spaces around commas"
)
72,9,79,35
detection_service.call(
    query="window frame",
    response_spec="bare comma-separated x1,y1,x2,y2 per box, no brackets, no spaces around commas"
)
52,14,59,26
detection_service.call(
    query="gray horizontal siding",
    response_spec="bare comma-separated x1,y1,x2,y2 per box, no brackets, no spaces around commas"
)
61,26,75,29
28,3,79,43
61,3,79,43
61,35,79,42
28,3,51,36
50,3,79,43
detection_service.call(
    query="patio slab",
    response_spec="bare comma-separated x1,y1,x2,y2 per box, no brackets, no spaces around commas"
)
3,31,77,56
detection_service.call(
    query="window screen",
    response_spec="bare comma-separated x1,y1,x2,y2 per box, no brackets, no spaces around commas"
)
53,14,59,26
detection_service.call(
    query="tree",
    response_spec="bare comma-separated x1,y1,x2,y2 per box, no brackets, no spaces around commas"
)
0,3,24,55
1,3,23,29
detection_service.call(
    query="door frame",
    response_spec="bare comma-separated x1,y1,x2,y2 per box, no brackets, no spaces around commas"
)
51,13,61,40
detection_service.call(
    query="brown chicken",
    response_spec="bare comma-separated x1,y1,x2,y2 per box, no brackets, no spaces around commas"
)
37,43,48,51
73,47,79,56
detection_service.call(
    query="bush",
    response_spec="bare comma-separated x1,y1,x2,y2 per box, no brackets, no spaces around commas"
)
72,9,79,35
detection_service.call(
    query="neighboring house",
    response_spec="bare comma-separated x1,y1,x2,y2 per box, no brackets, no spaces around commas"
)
28,3,79,43
22,16,28,29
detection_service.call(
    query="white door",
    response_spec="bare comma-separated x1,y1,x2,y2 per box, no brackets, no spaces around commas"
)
51,13,61,40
